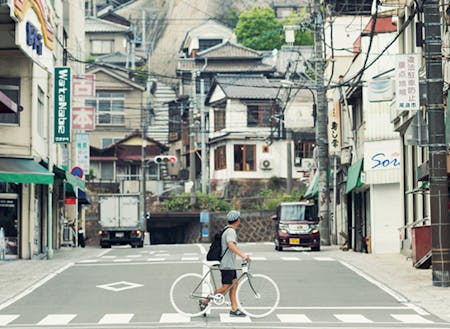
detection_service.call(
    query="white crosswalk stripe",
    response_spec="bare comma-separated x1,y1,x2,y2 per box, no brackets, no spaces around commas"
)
391,314,434,323
37,314,76,325
219,313,252,323
159,313,190,323
98,313,134,324
0,315,19,326
277,314,312,322
334,314,373,323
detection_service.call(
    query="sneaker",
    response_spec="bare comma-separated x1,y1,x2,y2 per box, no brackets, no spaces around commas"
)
229,309,246,317
199,300,208,316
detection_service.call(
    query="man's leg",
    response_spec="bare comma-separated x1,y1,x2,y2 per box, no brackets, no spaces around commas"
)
229,278,238,311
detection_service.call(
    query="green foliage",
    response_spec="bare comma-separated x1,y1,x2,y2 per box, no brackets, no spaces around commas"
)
161,192,232,212
234,7,284,50
225,9,240,28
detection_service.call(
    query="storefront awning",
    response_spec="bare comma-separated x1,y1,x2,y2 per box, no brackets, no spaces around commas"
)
345,159,364,194
0,158,54,184
78,189,92,205
304,171,319,199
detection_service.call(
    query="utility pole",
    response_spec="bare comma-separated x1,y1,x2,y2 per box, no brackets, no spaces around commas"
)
286,129,292,194
314,0,330,244
423,0,450,287
190,71,197,206
200,79,207,194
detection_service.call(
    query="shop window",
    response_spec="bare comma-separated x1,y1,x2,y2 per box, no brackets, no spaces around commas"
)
214,145,226,170
0,77,20,125
37,86,45,137
234,144,256,171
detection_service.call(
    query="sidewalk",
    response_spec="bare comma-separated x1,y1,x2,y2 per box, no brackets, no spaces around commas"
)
0,245,449,323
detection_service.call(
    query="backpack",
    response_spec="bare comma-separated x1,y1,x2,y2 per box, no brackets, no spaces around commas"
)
206,227,230,261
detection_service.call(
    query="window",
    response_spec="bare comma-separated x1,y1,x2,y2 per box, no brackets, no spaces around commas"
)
247,104,276,127
214,145,226,170
199,39,222,52
91,40,113,55
86,92,125,126
295,141,315,160
37,86,45,137
101,137,122,148
100,162,114,181
214,107,225,131
0,77,20,125
234,144,256,171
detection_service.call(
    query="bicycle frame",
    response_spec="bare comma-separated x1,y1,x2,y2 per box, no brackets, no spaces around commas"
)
191,262,257,303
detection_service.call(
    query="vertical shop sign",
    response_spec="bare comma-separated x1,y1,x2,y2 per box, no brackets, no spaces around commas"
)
328,102,341,155
54,67,71,143
395,54,420,111
75,132,90,174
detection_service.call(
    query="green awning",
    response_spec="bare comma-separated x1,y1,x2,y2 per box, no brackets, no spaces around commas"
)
304,171,319,199
0,158,54,184
345,159,364,194
65,172,85,190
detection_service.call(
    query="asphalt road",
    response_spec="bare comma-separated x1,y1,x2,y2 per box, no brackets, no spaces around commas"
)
1,243,449,329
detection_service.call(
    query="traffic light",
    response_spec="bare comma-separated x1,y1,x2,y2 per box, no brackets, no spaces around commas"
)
154,155,177,164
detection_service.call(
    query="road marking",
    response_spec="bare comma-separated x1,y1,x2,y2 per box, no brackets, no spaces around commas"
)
183,253,199,256
220,313,252,322
277,314,312,322
403,302,430,315
249,256,266,261
126,255,142,258
96,281,143,292
281,257,300,261
182,257,199,261
98,313,134,324
78,259,99,263
37,314,76,325
113,259,133,262
314,257,335,261
263,242,273,245
100,255,116,259
159,313,190,323
339,261,408,303
0,315,19,325
391,314,434,323
147,257,165,261
0,263,73,311
334,314,373,323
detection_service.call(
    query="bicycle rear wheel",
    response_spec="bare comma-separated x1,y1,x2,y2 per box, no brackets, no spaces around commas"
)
170,273,213,317
236,273,280,318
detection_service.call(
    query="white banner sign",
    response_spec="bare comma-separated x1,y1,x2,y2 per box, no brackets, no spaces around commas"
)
395,54,420,111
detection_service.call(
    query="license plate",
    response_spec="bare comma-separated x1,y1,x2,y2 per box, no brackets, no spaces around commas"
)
289,238,300,245
115,232,124,238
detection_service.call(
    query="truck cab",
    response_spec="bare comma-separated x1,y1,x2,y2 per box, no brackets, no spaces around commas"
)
272,201,320,251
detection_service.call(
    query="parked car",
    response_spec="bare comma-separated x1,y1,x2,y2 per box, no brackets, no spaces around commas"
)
272,201,320,251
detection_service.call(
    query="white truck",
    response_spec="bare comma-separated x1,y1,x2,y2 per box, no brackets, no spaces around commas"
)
98,194,144,248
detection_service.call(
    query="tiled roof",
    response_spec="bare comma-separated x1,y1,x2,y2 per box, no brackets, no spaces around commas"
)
85,17,130,33
177,59,274,73
197,41,261,59
214,75,279,100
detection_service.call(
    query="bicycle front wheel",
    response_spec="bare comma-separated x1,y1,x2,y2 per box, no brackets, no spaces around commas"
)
170,273,213,317
236,273,280,318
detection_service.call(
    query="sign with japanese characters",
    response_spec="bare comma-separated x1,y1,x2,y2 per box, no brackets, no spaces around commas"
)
75,133,90,175
72,107,95,130
54,67,71,143
328,102,341,155
395,54,420,111
73,75,95,97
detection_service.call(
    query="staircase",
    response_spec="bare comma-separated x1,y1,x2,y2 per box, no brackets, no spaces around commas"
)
149,84,176,144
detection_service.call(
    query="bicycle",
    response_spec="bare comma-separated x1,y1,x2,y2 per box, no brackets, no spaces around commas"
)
170,260,280,318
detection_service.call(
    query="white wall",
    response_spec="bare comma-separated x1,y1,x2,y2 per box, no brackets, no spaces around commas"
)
370,183,402,253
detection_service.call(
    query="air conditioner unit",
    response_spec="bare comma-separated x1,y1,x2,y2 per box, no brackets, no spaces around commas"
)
260,158,273,170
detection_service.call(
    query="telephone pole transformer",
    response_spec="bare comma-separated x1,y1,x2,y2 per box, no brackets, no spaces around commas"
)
314,0,331,244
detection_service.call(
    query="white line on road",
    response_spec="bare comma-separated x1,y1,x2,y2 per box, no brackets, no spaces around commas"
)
159,313,190,323
181,257,199,261
146,257,165,261
0,263,73,311
277,314,312,323
314,257,335,261
37,314,76,325
281,257,300,261
219,313,252,323
339,260,408,303
403,302,430,315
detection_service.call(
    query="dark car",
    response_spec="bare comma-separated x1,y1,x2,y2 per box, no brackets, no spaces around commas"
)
272,201,320,251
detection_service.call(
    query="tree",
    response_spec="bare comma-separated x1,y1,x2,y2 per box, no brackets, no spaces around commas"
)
234,7,284,50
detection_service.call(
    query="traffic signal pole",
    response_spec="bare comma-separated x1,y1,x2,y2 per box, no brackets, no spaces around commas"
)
314,0,331,245
423,0,450,287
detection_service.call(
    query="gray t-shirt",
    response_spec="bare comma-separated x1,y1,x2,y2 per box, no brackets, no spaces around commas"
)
220,226,238,269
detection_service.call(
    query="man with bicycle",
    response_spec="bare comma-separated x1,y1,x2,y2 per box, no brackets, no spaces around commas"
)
201,210,250,317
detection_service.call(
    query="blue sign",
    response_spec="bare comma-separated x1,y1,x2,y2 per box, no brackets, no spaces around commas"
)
26,22,43,55
200,211,209,223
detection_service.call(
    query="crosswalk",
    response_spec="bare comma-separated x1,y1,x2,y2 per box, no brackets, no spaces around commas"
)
0,311,438,326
